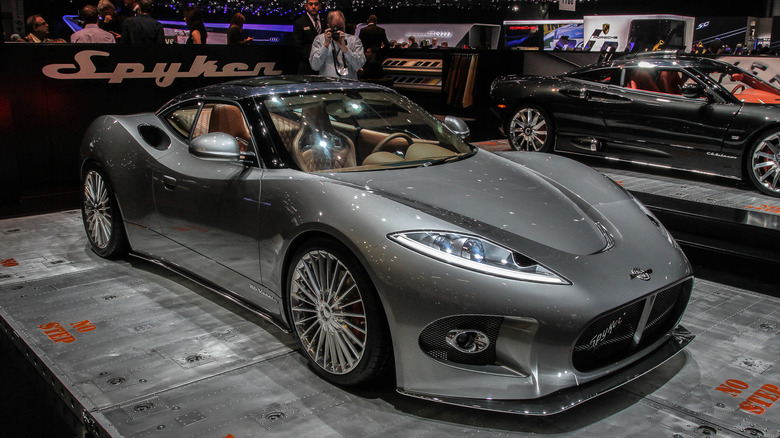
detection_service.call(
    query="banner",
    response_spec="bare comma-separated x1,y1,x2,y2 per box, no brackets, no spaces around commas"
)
0,44,297,206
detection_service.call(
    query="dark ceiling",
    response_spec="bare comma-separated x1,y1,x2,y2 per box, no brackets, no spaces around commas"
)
22,0,774,26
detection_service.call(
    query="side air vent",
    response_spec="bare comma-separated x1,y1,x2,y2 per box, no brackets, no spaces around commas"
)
138,125,171,151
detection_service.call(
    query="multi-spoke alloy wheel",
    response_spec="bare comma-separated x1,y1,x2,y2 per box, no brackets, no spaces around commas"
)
287,240,391,385
83,170,113,249
748,131,780,197
507,104,554,152
748,132,780,196
81,166,128,258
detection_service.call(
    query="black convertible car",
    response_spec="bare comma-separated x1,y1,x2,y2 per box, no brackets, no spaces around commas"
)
489,52,780,197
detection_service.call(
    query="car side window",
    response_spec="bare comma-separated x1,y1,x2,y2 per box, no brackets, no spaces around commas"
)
622,68,692,96
569,68,612,84
164,104,201,138
192,102,253,152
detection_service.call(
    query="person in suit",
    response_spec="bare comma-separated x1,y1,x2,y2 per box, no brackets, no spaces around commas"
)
357,14,389,52
293,0,324,74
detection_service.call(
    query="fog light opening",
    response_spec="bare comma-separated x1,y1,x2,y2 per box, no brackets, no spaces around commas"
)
445,329,490,353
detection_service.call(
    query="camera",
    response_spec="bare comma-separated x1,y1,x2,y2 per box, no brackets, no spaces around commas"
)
328,27,344,41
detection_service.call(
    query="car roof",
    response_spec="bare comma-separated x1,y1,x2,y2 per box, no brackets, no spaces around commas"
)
571,52,732,73
169,75,390,102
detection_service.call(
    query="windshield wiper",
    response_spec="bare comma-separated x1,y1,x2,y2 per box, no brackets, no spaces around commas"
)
422,148,477,167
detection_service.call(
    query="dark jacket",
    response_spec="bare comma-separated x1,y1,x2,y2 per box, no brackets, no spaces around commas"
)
358,23,389,51
293,13,323,74
121,14,164,44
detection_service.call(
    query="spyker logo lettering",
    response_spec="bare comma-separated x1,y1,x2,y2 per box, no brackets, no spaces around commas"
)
630,267,653,281
42,50,283,88
707,151,738,160
586,316,622,351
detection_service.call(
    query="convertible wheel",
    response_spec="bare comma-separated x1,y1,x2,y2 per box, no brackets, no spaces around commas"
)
507,104,554,152
747,131,780,197
287,239,392,386
81,165,128,258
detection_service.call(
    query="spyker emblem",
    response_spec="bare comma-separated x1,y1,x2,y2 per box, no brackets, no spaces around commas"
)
630,268,653,281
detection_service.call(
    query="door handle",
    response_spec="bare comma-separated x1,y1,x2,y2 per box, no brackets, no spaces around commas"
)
560,88,588,100
163,175,177,190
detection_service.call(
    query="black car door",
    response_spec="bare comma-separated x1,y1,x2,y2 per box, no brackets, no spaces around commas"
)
600,67,737,172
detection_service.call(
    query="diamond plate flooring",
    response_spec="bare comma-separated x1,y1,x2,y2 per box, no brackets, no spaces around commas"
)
1,211,779,438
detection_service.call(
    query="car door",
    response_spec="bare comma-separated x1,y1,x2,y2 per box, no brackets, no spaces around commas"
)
152,99,274,310
600,67,737,171
550,68,612,148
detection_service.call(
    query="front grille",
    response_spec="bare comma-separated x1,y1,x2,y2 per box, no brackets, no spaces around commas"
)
573,279,692,372
419,315,503,366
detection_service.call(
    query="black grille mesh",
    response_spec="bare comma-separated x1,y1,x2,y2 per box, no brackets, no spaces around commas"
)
419,316,503,366
573,281,690,372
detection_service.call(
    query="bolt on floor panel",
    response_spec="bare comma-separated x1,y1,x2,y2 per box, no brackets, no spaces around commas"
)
1,210,779,437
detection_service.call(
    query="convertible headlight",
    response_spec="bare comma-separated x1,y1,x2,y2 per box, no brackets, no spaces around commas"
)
389,231,569,284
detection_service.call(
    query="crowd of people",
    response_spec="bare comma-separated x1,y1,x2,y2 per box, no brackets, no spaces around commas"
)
11,0,449,80
11,0,208,45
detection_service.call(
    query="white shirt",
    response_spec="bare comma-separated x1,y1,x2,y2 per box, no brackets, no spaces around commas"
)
309,33,365,80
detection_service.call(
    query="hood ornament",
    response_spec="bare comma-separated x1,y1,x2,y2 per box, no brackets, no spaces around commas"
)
630,268,653,281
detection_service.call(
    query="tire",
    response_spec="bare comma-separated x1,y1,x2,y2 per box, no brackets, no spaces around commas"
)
746,130,780,197
286,238,392,386
506,104,555,152
81,165,129,258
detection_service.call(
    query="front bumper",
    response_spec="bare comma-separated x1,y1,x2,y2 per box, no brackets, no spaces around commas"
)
399,325,694,415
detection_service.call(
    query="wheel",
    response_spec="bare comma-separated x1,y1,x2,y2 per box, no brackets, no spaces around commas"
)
81,165,129,258
286,238,392,386
747,131,780,197
506,104,554,152
372,132,415,154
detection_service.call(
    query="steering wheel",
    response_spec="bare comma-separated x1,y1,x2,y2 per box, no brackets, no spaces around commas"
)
372,132,415,154
731,84,746,94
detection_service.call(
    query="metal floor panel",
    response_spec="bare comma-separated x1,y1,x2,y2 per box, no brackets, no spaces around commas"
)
1,211,780,438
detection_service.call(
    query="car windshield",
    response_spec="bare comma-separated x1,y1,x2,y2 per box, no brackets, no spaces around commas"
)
262,90,474,173
696,63,780,104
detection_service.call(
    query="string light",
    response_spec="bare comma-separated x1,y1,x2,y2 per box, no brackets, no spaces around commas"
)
156,0,585,18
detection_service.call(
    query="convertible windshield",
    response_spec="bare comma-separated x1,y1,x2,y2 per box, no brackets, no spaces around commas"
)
263,90,473,172
697,64,780,104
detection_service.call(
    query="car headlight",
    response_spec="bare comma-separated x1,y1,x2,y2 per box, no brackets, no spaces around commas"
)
389,231,570,284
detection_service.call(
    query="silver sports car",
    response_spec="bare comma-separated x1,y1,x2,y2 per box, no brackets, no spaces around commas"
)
80,76,694,415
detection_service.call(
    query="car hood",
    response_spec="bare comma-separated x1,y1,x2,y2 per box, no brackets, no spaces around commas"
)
322,151,613,255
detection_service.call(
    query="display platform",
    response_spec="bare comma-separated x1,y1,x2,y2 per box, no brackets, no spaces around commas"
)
475,139,780,265
1,211,780,437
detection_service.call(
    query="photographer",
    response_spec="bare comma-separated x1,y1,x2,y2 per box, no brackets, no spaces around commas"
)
309,11,365,80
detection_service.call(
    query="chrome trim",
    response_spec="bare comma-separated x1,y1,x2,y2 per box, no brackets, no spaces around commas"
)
559,150,742,180
594,222,615,254
445,329,491,354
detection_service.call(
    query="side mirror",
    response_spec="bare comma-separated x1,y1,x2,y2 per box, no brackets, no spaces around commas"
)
681,83,705,99
189,132,241,161
444,115,470,140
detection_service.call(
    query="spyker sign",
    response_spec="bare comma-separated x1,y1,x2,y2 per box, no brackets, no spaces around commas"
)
42,50,283,87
